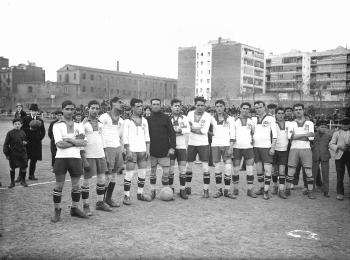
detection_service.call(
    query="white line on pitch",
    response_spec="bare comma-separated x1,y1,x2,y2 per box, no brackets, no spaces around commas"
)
0,176,96,190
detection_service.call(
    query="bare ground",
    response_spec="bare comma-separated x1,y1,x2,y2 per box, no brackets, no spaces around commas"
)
0,120,349,260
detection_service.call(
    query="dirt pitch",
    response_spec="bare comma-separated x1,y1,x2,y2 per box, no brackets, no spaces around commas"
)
0,120,350,260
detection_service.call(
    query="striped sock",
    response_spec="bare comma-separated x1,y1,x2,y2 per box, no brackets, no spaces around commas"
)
96,183,105,202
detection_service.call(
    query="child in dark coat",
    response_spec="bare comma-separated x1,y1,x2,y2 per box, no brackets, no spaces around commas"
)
3,118,28,188
312,120,332,197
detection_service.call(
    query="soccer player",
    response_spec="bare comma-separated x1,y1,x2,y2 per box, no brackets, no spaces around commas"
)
99,97,124,207
122,98,151,205
147,98,176,199
51,100,88,222
3,118,28,188
169,99,190,199
267,103,277,117
252,100,277,200
81,100,112,215
186,97,212,198
271,107,290,199
285,103,315,199
211,100,236,199
232,102,256,198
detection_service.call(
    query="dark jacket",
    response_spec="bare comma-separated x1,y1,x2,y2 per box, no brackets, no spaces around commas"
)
15,110,27,120
312,131,332,162
48,119,59,144
21,115,45,160
3,129,28,169
147,112,176,158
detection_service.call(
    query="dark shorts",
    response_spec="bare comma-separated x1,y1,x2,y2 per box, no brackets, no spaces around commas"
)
288,149,312,169
105,147,124,172
170,149,187,162
187,145,209,162
211,146,231,163
254,147,273,164
54,158,83,178
84,158,108,179
151,156,170,167
273,150,288,166
126,152,148,170
233,148,254,161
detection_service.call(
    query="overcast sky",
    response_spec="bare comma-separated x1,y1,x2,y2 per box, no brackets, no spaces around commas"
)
1,0,349,81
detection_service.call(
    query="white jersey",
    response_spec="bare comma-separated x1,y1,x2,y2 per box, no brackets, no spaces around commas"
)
53,121,85,158
123,117,150,152
211,115,234,147
83,120,105,158
99,113,124,148
275,121,291,151
252,114,277,148
288,120,314,149
233,117,254,149
187,111,212,146
170,114,190,149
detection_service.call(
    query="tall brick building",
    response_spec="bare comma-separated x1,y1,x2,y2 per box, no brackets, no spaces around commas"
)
178,38,265,102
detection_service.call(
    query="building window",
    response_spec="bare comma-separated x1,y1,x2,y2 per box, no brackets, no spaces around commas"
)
195,88,198,95
208,70,211,74
90,87,94,92
200,79,203,83
59,75,62,81
82,73,86,79
201,53,203,56
82,86,86,92
65,74,69,83
90,74,94,81
28,86,32,93
74,73,76,80
207,79,210,83
201,61,203,65
116,89,119,95
208,52,210,56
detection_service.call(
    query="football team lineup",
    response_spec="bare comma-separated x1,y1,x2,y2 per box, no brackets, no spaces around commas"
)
1,97,350,259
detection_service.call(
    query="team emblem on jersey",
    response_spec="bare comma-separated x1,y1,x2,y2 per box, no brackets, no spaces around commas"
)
304,125,309,131
180,122,186,128
200,120,205,127
223,121,229,127
262,121,270,127
247,123,252,129
98,126,103,135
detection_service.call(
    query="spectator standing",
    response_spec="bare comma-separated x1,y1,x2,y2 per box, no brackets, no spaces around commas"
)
14,103,27,120
48,111,63,170
312,120,332,197
329,118,350,200
21,103,46,181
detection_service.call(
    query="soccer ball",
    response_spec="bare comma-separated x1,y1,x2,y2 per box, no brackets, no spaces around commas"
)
29,120,41,130
159,187,174,201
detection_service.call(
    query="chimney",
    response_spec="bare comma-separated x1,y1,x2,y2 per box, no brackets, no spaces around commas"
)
218,37,222,44
312,50,317,53
117,61,119,72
